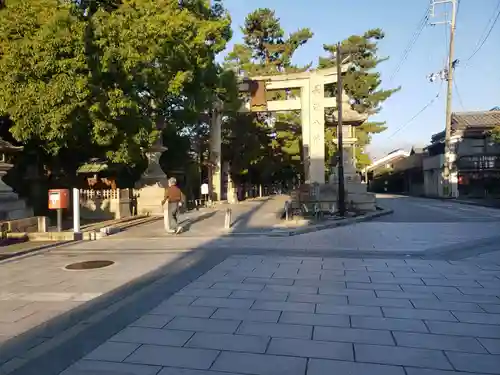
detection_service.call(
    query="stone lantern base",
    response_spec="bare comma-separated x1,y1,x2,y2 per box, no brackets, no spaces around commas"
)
0,163,33,220
135,149,167,216
327,150,376,212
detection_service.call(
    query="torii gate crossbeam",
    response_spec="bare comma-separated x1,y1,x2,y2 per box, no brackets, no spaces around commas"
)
209,67,367,202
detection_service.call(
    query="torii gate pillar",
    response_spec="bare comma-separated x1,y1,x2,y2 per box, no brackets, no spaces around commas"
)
209,106,222,202
301,72,326,184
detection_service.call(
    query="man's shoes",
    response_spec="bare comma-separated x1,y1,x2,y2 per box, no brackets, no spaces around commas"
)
167,229,175,234
175,226,183,234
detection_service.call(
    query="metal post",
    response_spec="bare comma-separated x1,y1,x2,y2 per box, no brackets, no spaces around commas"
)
429,0,457,197
224,208,232,229
443,0,457,197
73,188,80,233
57,208,63,232
336,42,346,217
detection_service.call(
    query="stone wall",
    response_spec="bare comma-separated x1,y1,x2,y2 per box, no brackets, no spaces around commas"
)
0,216,45,233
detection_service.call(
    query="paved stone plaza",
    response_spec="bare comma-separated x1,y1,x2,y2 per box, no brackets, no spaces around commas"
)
60,254,500,375
1,196,500,375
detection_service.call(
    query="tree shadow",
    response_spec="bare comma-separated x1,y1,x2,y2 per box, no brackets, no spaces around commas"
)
228,197,271,232
179,211,218,232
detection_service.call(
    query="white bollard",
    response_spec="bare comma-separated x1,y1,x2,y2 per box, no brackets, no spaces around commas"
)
73,187,80,233
224,208,232,229
284,201,290,221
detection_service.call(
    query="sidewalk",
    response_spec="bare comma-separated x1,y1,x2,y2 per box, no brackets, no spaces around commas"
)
60,254,500,375
2,195,500,374
118,195,290,238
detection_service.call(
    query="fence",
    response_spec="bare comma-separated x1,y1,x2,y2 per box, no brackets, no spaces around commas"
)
79,189,132,220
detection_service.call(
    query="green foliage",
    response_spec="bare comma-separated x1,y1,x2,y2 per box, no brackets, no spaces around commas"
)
320,29,399,168
492,127,500,143
226,8,313,76
0,1,90,156
224,8,312,181
228,17,397,173
0,0,232,171
222,113,270,182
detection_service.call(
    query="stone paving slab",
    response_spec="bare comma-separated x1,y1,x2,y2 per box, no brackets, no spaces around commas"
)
0,250,197,374
0,252,184,347
59,254,500,375
58,220,500,255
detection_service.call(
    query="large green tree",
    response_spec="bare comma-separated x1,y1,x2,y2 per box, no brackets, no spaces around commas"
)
224,8,313,183
319,29,399,168
0,0,231,173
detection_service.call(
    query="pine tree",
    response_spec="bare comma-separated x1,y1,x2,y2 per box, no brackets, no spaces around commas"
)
320,29,400,168
224,8,313,182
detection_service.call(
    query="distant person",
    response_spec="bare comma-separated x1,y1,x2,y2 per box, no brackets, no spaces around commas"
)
161,177,185,234
200,181,209,206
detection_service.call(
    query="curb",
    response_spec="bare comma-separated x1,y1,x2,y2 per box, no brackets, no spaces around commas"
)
0,240,77,264
422,234,500,259
399,194,500,210
97,216,160,238
268,207,394,237
220,207,393,237
446,199,500,210
0,216,160,263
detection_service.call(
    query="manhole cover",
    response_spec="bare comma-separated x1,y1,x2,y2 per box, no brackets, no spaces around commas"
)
65,260,114,270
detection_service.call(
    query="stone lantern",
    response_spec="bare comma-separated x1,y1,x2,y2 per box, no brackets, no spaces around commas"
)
0,138,33,220
135,122,168,215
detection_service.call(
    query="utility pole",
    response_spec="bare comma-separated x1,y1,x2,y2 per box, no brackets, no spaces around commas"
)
336,42,346,216
430,0,457,197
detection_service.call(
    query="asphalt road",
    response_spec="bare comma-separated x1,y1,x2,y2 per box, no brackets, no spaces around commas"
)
375,194,500,222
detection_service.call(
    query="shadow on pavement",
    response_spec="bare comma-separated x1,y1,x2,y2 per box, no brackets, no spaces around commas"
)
228,197,271,232
0,196,283,375
4,194,499,375
180,211,218,232
0,247,228,375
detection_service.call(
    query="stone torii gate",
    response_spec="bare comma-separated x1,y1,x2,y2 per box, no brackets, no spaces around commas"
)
209,66,367,202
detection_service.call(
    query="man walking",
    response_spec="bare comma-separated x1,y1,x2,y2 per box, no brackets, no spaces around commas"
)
161,177,184,234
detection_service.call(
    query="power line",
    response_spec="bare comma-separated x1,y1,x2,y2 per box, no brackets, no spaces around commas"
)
388,4,430,83
453,79,466,110
385,84,443,140
464,0,500,64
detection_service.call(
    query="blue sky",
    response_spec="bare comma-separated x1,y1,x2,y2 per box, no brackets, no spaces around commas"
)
219,0,500,159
